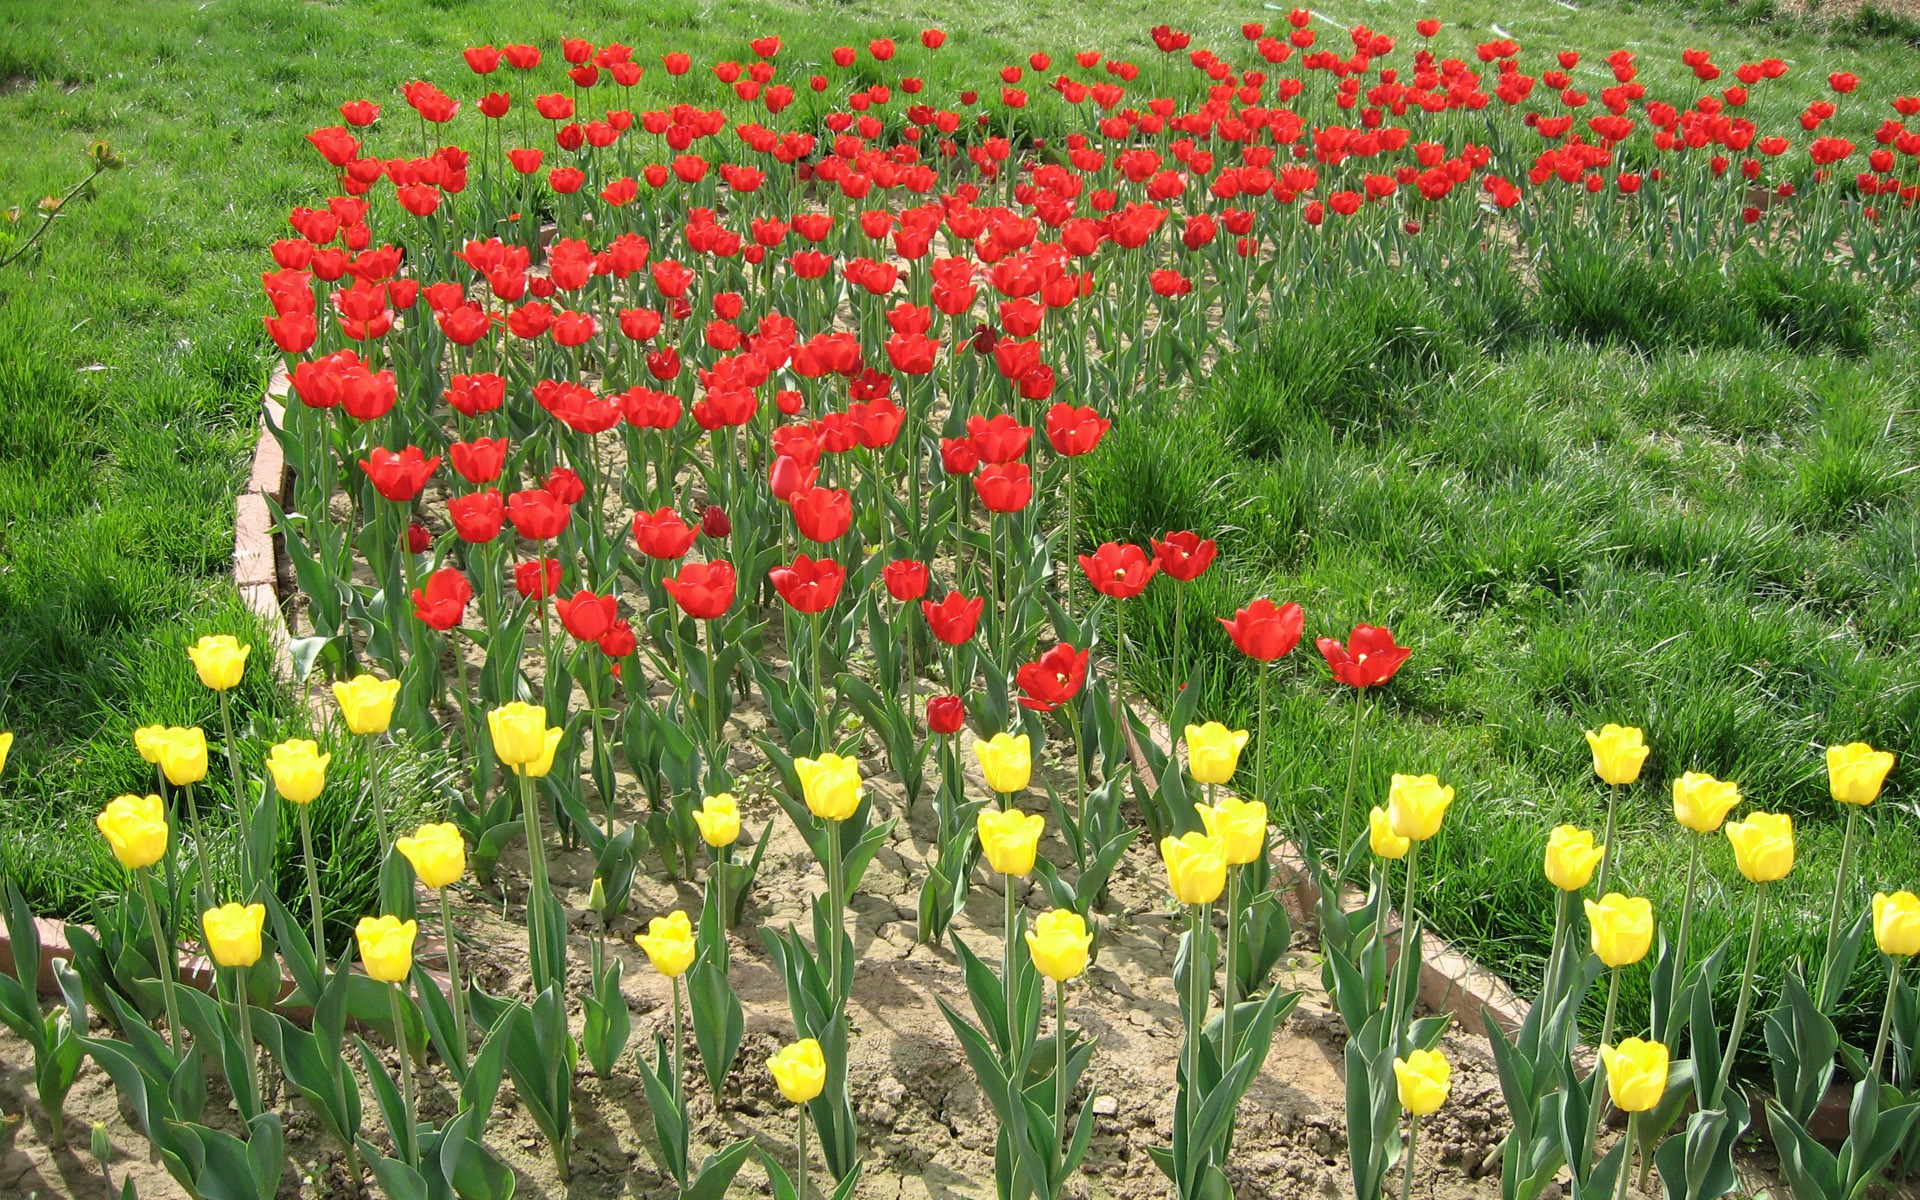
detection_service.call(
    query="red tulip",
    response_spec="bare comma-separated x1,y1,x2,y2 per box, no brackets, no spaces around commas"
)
920,591,985,645
556,590,618,641
662,560,737,619
359,447,439,502
514,557,562,600
883,559,930,602
1152,531,1216,582
1219,599,1305,662
1079,542,1157,599
633,507,698,559
967,413,1033,464
1046,403,1110,457
448,490,505,543
1016,642,1090,712
769,454,817,501
507,488,572,540
407,522,431,554
702,505,731,538
941,437,981,475
1316,624,1412,688
411,567,472,630
769,553,846,614
927,693,965,734
973,462,1032,512
599,618,637,659
449,437,508,484
544,466,586,505
789,486,853,542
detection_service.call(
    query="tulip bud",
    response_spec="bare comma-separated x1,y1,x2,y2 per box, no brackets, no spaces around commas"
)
1585,892,1654,967
1393,1048,1451,1115
795,753,863,821
769,1038,827,1104
701,504,731,538
1873,891,1920,957
1025,909,1093,982
927,694,965,735
1369,806,1409,859
587,876,607,913
1543,825,1605,892
973,732,1032,795
1827,742,1894,807
1599,1038,1669,1112
637,911,696,977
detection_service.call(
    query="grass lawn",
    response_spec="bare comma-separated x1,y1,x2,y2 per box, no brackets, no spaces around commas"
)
0,0,1915,1033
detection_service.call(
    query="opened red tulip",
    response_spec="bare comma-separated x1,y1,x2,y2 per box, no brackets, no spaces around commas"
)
662,560,736,619
1220,599,1306,661
1317,624,1413,688
507,488,573,540
1046,403,1110,456
633,507,697,559
1079,542,1158,599
921,591,985,645
770,554,846,614
411,567,473,630
1153,531,1216,582
556,591,618,641
360,447,439,502
1016,642,1090,712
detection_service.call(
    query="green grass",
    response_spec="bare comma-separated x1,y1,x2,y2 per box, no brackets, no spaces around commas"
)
1081,251,1920,1044
0,0,1914,1013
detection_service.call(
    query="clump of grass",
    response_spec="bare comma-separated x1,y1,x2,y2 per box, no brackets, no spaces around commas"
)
1734,256,1875,356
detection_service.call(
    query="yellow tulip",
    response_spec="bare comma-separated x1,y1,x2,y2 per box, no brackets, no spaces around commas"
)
795,752,864,821
333,674,400,736
1544,825,1606,892
1827,742,1895,807
396,822,466,889
1672,772,1741,833
977,807,1045,876
509,727,565,778
1184,722,1249,786
1025,909,1093,982
0,730,12,776
636,911,697,978
1584,724,1649,786
1387,773,1453,841
1369,806,1410,859
1196,796,1267,866
1585,893,1654,967
266,739,330,805
1393,1048,1452,1115
769,1038,827,1104
355,915,416,983
96,794,169,870
155,726,208,788
1725,811,1794,883
1160,832,1227,905
133,724,168,765
201,902,266,968
973,732,1032,795
488,701,550,766
1873,892,1920,957
186,635,250,692
1600,1038,1669,1113
694,794,742,847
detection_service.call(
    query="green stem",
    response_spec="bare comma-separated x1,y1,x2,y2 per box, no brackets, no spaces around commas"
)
389,981,418,1167
1065,459,1076,619
1821,805,1861,999
218,691,251,879
1714,883,1767,1101
233,970,259,1113
1336,689,1366,880
1171,585,1184,716
826,818,845,1011
1256,665,1269,814
809,611,825,747
672,975,685,1105
518,768,555,992
796,1104,810,1200
706,618,723,780
1054,978,1069,1163
1394,841,1422,1050
182,782,216,912
1585,967,1621,1170
138,868,185,1059
1399,1113,1420,1200
297,803,327,970
368,736,391,858
1004,871,1017,1047
1664,835,1701,1046
1872,954,1902,1081
1614,1114,1637,1200
1543,889,1569,1019
1597,783,1621,896
1223,866,1238,1071
441,887,466,1072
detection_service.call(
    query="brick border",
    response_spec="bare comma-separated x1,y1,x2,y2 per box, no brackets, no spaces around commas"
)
235,364,296,681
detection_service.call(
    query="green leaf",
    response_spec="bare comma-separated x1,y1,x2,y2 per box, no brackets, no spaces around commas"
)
688,956,743,1096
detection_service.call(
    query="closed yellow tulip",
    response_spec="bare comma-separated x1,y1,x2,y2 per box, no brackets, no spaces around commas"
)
973,732,1032,795
1585,893,1654,967
795,753,864,821
96,794,169,870
1600,1038,1669,1113
201,902,266,968
133,724,168,765
266,739,330,805
636,911,697,978
0,730,12,777
1184,722,1249,786
396,822,466,889
155,726,208,787
1025,909,1092,982
355,915,416,983
1827,742,1895,807
1196,796,1267,866
694,794,742,847
334,674,400,736
1584,724,1649,786
1725,811,1794,883
1672,772,1741,833
1393,1048,1452,1115
1160,832,1227,905
509,727,565,778
1369,806,1410,859
186,635,250,692
977,807,1045,876
769,1038,827,1104
1873,892,1920,957
1387,774,1453,842
488,701,550,766
1544,825,1606,892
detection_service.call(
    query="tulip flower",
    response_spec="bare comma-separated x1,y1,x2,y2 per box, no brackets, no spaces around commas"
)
637,910,697,978
1394,1048,1451,1115
1197,797,1266,867
1872,891,1920,1075
927,694,965,736
267,737,332,956
788,485,852,543
973,732,1032,797
976,807,1044,876
1318,624,1412,875
186,635,249,691
1219,599,1305,812
0,730,11,778
1672,771,1741,833
796,753,863,1005
1370,806,1410,859
1026,909,1092,983
921,591,985,645
1821,742,1897,999
1544,825,1605,892
490,701,564,989
358,914,421,1162
1386,774,1452,842
411,567,473,630
1161,832,1227,905
694,793,741,848
1185,722,1248,786
99,793,183,1053
1600,1037,1669,1113
1014,642,1088,714
661,559,736,619
1725,811,1794,883
770,1037,827,1198
1582,724,1646,893
396,822,466,889
333,674,400,735
203,901,267,1103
